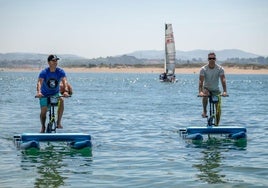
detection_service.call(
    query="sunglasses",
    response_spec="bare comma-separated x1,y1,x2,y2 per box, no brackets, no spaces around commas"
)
208,57,216,60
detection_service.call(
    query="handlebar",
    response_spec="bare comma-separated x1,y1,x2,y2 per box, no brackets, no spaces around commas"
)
197,94,229,97
35,95,72,98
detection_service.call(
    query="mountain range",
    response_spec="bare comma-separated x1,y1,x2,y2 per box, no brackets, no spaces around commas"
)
0,49,263,62
127,49,261,61
0,49,266,68
0,52,84,61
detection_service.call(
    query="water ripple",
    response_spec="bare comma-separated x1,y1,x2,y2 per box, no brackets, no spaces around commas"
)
0,73,268,187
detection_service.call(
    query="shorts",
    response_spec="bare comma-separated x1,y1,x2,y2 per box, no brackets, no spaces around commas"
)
203,87,221,96
39,94,59,108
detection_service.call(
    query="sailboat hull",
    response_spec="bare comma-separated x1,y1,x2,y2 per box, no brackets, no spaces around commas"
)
159,73,177,82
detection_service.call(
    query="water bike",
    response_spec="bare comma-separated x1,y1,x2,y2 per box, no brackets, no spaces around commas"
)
179,93,247,140
13,95,92,150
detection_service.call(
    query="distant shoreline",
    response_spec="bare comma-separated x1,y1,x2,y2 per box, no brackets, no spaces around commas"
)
1,67,268,74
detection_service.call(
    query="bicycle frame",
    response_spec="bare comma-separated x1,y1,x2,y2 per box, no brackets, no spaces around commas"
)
36,95,70,133
207,95,220,127
198,93,223,127
46,96,59,133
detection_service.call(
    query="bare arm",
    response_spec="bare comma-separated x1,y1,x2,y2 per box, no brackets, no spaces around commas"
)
220,74,227,96
36,78,43,97
61,77,70,97
68,84,73,95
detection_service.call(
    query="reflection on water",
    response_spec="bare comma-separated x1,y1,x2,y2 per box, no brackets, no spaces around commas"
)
20,143,92,188
190,137,247,184
194,149,225,183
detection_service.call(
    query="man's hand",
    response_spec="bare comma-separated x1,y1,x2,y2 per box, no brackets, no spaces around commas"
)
199,91,209,97
199,91,205,97
62,91,70,97
221,92,228,97
35,92,43,98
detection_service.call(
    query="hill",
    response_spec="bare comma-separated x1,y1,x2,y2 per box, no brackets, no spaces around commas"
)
0,49,267,68
0,53,89,68
127,49,260,61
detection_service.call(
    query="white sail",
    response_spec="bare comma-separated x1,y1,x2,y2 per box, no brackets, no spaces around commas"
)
165,24,176,75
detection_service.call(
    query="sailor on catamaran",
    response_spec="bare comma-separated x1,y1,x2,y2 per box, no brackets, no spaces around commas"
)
198,52,228,126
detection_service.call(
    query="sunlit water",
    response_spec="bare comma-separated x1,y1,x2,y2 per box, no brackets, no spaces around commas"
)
0,72,267,187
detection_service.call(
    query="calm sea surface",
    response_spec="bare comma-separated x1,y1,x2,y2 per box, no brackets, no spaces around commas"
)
0,71,268,187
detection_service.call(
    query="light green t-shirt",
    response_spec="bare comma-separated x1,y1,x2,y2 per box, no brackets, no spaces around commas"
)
200,64,224,94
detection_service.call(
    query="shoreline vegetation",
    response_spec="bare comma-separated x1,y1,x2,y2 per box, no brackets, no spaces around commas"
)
1,64,268,74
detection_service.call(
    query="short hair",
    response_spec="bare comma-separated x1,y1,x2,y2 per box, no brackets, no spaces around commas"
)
208,52,216,57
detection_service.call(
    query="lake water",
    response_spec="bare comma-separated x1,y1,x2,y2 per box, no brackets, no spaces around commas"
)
0,71,268,187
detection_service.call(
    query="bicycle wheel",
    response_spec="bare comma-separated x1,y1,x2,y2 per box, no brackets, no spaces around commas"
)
46,122,52,133
207,115,216,127
52,121,57,133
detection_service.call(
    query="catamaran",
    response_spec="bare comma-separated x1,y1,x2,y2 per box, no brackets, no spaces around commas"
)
159,24,177,82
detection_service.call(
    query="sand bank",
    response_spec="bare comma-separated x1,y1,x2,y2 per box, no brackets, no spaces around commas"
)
1,67,268,74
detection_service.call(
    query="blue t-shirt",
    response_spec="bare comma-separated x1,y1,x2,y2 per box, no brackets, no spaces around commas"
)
39,67,66,96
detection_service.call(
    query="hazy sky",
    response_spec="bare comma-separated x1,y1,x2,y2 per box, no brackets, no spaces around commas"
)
0,0,267,58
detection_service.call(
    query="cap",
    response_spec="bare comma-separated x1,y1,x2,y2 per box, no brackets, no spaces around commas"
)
47,54,60,62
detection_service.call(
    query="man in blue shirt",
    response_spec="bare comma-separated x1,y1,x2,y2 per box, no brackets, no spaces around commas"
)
36,54,70,133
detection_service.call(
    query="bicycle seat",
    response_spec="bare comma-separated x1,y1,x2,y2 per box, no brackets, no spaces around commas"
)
211,95,219,103
49,96,59,106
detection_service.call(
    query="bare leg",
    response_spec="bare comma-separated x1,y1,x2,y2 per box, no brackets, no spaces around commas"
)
201,89,209,118
202,97,208,118
57,98,64,128
40,107,47,133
